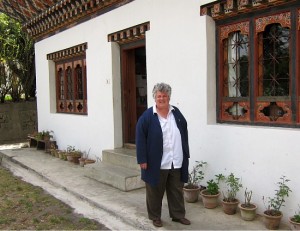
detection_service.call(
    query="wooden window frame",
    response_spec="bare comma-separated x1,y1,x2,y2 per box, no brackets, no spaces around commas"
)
55,56,87,115
217,5,300,127
219,21,250,122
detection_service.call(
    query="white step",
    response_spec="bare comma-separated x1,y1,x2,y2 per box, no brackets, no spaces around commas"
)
102,148,139,171
83,162,144,191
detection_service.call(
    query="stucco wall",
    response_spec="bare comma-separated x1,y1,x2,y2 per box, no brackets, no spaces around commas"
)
0,101,37,144
34,0,300,223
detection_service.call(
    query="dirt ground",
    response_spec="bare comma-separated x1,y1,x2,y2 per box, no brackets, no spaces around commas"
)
0,166,109,230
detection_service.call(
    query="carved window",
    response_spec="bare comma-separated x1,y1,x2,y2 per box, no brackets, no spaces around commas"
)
219,22,250,122
258,24,290,97
217,8,298,126
55,57,87,115
47,43,88,115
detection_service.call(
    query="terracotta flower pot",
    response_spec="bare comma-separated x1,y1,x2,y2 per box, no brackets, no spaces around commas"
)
200,189,220,209
79,158,86,167
238,203,257,221
289,217,300,230
85,159,96,164
222,199,239,215
183,186,200,203
263,210,283,230
66,154,74,162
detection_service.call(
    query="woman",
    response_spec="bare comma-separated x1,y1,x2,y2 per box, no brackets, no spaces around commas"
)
136,82,190,227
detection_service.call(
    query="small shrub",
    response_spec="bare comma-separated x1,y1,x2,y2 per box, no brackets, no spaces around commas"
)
263,175,292,216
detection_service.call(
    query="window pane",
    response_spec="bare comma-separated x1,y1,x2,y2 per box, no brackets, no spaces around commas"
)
58,68,64,100
224,32,249,97
66,66,73,100
260,24,290,96
75,64,83,100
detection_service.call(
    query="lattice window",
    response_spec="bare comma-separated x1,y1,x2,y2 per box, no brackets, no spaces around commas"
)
55,58,87,115
75,64,84,100
219,22,250,122
48,43,88,115
217,7,298,126
258,24,290,97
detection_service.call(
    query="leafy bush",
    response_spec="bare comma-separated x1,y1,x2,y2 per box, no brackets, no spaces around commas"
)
185,161,207,189
263,175,292,216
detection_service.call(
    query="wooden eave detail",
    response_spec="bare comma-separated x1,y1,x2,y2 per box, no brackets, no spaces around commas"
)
47,42,87,61
107,22,150,44
23,0,133,41
200,0,296,20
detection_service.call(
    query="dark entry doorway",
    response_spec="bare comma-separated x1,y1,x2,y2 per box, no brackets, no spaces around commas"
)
121,42,147,145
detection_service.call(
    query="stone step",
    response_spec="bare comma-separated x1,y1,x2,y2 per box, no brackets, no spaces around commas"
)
102,148,139,171
83,162,144,191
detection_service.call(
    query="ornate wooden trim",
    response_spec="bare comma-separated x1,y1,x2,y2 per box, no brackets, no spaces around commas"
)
255,11,291,33
200,0,296,21
107,22,150,44
23,0,133,41
47,42,87,61
221,101,250,122
256,101,292,123
220,21,249,41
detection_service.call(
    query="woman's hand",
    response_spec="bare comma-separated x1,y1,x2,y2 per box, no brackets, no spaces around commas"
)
140,163,147,170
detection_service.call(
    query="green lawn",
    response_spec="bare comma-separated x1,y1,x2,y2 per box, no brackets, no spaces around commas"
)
0,166,109,230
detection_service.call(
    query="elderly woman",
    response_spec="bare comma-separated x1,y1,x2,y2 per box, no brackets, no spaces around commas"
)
136,82,190,227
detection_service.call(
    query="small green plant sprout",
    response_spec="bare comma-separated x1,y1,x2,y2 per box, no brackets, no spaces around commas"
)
205,174,224,195
41,130,54,140
67,145,76,153
263,175,292,216
185,161,207,189
222,173,243,202
244,188,253,207
291,204,300,223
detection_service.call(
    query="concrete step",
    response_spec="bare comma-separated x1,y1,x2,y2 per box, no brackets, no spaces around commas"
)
83,162,144,192
102,148,139,171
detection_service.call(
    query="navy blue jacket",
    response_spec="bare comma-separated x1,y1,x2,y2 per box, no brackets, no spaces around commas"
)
136,106,190,186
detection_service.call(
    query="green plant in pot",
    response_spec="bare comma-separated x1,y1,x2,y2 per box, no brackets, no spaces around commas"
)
183,160,207,203
41,130,54,141
220,173,243,215
66,145,82,164
289,204,300,230
238,188,257,221
200,174,224,209
262,175,292,230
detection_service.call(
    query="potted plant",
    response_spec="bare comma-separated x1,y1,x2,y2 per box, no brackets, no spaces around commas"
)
34,131,44,141
200,174,224,209
65,145,82,164
262,175,292,230
80,148,96,165
79,149,89,167
289,204,300,230
183,160,207,203
238,188,257,221
41,130,54,141
220,173,243,215
49,143,57,156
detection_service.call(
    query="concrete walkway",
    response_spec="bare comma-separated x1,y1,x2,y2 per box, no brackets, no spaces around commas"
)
0,144,290,230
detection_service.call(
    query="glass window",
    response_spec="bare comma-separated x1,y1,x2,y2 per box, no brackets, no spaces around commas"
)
218,10,295,126
55,57,87,115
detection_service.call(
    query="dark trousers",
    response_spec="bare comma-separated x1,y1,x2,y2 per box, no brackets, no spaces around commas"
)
145,168,185,220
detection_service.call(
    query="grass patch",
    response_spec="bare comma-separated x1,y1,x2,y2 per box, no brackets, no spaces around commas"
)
0,167,109,230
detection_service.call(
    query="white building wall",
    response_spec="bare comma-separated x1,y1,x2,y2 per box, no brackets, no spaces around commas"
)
35,0,300,222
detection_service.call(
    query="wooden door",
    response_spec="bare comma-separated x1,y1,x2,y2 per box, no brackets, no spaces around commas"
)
121,43,147,145
122,49,136,144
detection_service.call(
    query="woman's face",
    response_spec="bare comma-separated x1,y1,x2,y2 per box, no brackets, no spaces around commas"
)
155,91,170,110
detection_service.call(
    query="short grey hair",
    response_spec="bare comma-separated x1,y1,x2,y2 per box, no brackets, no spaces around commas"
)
152,83,172,99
